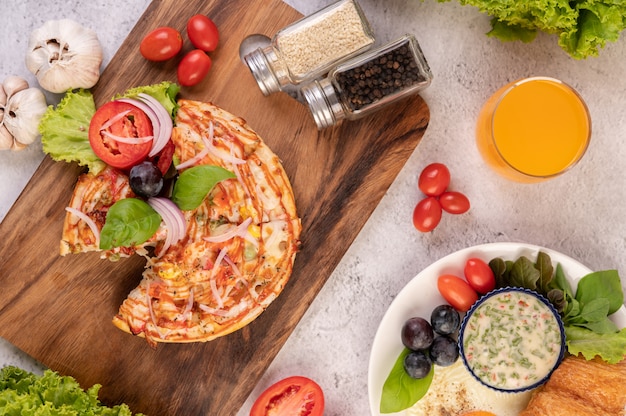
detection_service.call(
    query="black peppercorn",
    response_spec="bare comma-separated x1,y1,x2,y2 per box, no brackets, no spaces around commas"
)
300,35,433,129
334,38,429,112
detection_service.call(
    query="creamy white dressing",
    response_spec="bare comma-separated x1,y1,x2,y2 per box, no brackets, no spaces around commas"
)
462,290,562,390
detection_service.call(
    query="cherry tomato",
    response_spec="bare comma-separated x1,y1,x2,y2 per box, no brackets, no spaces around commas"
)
140,27,183,62
439,191,470,214
437,274,479,312
464,258,496,294
89,101,153,170
412,197,442,232
177,49,212,86
187,14,220,52
418,163,450,196
151,139,175,175
250,376,324,416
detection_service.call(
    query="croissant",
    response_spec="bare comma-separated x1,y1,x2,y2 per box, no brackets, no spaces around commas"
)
520,355,626,416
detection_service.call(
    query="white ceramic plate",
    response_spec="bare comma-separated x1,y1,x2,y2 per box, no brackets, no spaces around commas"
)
367,242,626,415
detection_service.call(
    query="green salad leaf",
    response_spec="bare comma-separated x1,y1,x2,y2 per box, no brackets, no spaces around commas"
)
565,326,626,364
0,366,142,415
99,198,161,250
576,270,624,315
39,89,105,174
39,82,180,175
436,0,626,59
117,81,180,117
171,165,236,211
380,348,434,414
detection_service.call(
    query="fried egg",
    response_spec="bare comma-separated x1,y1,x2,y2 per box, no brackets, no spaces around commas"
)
407,361,533,416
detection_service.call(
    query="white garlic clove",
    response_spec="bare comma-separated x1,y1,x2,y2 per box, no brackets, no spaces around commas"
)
0,86,7,107
0,125,14,150
2,76,29,100
26,19,103,93
11,140,28,151
3,87,48,146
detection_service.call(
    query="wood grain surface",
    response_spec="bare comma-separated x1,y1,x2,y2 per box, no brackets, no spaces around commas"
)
0,0,429,414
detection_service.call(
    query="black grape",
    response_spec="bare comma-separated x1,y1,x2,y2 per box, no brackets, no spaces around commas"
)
130,161,164,198
430,304,460,335
429,335,459,366
401,317,434,351
403,350,432,379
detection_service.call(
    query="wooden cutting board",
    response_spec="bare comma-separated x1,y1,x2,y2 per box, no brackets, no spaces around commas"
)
0,0,429,414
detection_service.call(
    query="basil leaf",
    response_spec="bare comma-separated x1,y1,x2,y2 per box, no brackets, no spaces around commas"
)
563,298,581,324
509,256,540,290
489,257,508,288
99,198,161,250
571,317,619,334
575,270,624,315
551,263,574,298
547,288,566,314
578,298,611,323
171,165,236,210
535,251,554,293
380,348,434,414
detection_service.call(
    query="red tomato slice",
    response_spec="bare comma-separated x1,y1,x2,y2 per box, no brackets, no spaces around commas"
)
140,27,183,62
177,49,213,87
89,100,153,170
437,274,479,312
151,139,175,175
464,258,496,294
250,376,324,416
187,14,219,52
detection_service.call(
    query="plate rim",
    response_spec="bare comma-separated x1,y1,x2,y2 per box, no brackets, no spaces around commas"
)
367,242,626,415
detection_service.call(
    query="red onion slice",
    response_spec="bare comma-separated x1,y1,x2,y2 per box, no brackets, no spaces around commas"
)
209,248,229,308
204,217,253,243
65,207,100,247
204,128,246,165
176,122,214,170
100,109,131,131
101,130,154,144
117,98,159,145
148,197,187,257
138,93,173,157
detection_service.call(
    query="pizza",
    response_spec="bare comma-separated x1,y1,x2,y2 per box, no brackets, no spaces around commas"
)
61,99,301,347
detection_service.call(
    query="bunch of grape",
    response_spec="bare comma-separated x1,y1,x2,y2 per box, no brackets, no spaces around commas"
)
401,305,460,379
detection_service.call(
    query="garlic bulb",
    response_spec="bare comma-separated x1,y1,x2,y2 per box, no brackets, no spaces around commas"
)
0,76,47,151
25,19,103,93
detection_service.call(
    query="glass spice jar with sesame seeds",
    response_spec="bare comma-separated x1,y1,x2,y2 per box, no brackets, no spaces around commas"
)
300,34,433,129
243,0,375,96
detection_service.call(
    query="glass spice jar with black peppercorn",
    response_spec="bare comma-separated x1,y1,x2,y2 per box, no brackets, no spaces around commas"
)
300,34,433,129
243,0,375,96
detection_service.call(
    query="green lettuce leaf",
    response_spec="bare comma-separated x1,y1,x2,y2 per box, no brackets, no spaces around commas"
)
118,81,180,117
0,366,142,415
39,89,105,174
437,0,626,59
487,19,538,43
565,326,626,364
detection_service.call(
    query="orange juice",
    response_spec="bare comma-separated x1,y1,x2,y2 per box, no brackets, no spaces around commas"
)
476,77,591,183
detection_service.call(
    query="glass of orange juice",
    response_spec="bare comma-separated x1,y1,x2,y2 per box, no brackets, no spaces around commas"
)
476,77,591,183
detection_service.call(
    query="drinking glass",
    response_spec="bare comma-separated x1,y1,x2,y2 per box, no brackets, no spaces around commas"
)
476,77,591,183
